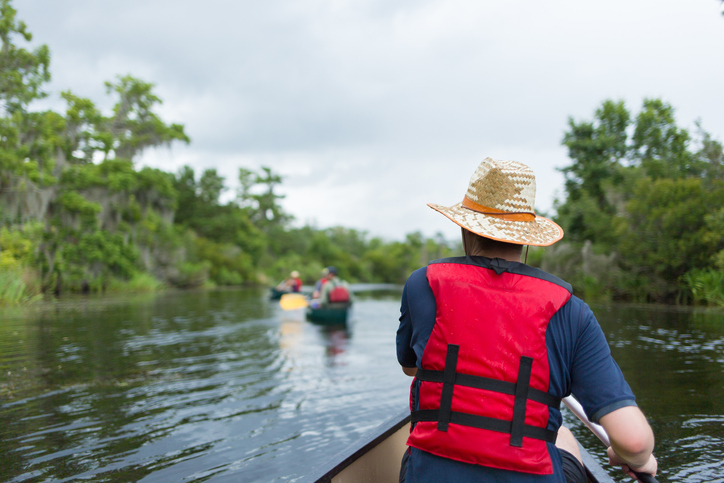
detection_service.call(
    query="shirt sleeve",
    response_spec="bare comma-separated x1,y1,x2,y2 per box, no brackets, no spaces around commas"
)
396,267,438,369
396,278,417,367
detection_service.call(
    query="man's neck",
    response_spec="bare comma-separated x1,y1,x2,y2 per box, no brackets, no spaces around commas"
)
467,250,522,263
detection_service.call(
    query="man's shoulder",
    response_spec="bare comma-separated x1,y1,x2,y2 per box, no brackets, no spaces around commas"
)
405,266,429,288
556,294,595,324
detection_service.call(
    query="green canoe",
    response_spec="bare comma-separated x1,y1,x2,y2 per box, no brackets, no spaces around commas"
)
305,303,351,324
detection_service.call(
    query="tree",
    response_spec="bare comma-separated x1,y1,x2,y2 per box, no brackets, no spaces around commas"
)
620,177,724,301
557,100,630,246
695,121,724,182
60,91,109,164
104,75,190,161
555,98,724,302
240,166,292,229
561,100,629,205
0,0,49,113
631,99,701,179
0,0,56,183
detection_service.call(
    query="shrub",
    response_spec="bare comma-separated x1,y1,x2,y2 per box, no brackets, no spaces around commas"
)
684,269,724,307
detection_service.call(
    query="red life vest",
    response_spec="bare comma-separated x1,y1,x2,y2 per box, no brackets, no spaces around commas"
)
407,257,571,475
328,280,350,303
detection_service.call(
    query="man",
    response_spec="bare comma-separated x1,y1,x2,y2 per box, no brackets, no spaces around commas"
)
319,266,352,307
396,158,656,483
312,268,329,299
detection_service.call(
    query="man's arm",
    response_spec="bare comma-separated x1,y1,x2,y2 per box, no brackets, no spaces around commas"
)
402,366,417,377
599,406,657,478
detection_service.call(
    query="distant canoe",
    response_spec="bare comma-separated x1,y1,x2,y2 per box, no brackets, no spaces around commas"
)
270,287,294,300
298,409,615,483
305,303,351,324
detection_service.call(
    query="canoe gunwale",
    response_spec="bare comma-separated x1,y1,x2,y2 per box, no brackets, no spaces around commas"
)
580,441,614,483
297,410,411,483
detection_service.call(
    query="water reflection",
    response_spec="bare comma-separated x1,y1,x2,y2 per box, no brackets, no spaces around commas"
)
319,324,350,363
279,317,304,353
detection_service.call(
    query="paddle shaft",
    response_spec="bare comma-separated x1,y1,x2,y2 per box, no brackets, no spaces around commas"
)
562,396,658,483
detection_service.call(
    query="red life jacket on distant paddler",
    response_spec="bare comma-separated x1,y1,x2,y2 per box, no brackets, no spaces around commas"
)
408,257,572,475
327,278,350,303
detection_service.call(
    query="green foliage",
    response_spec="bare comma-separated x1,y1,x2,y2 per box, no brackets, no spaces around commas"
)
632,99,701,179
189,234,255,285
174,165,266,257
106,272,164,293
0,223,40,267
554,98,724,303
622,178,724,286
104,75,190,160
684,269,724,307
54,230,140,292
0,0,50,112
56,191,101,227
171,261,211,289
0,0,59,185
0,223,42,305
561,100,629,205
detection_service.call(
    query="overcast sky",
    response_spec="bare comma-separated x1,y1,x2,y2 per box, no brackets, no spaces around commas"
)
16,0,724,241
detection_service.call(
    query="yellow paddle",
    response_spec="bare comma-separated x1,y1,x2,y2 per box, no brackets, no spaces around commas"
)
280,293,309,310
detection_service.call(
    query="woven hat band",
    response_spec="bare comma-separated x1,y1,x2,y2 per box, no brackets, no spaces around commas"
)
462,196,536,222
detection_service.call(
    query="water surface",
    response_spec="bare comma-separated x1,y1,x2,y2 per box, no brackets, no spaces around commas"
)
1,289,722,482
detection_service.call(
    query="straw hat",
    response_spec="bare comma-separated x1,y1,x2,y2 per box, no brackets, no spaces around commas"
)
428,158,563,246
290,271,299,278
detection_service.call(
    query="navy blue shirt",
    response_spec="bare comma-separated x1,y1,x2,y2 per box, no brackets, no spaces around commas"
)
396,260,636,483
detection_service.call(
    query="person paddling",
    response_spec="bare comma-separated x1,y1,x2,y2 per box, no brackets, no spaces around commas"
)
396,158,657,482
277,270,302,293
312,267,329,299
318,266,352,308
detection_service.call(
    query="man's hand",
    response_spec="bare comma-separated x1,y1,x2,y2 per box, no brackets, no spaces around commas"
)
607,447,657,482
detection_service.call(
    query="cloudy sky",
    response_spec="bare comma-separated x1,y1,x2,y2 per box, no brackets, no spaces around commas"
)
16,0,724,241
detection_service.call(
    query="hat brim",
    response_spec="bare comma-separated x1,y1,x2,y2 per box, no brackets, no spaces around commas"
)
428,202,563,247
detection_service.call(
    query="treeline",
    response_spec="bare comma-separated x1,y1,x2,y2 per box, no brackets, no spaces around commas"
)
543,99,724,305
0,0,458,305
3,0,724,307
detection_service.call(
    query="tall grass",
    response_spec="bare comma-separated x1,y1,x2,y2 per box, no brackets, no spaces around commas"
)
0,267,42,306
684,269,724,307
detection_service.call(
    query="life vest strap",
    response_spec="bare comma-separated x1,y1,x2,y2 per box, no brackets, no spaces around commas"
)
437,344,459,432
417,344,559,448
415,370,561,408
411,409,558,443
511,356,533,447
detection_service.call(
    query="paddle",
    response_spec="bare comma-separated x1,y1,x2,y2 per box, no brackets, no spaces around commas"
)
280,293,309,310
563,396,658,483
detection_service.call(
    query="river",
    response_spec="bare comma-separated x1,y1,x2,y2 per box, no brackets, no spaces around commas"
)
0,287,722,482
